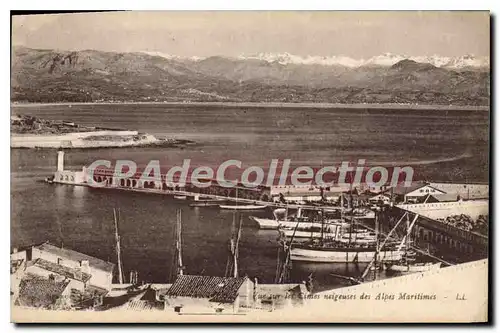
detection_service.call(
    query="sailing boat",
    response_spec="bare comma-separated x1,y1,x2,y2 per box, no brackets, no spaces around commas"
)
219,186,267,210
385,213,441,273
113,208,125,284
252,207,348,232
290,201,404,264
225,213,243,278
169,209,185,281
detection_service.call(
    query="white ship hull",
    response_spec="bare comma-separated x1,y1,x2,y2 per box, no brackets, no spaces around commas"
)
386,262,442,273
281,228,372,241
250,217,280,229
250,217,349,230
281,230,338,240
219,204,267,210
290,247,403,263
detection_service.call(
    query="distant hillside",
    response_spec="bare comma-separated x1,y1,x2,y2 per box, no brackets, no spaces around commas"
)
11,47,490,106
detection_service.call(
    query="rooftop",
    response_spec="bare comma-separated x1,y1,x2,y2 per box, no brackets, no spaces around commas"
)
424,193,462,202
16,275,70,309
30,258,92,283
165,275,248,304
383,181,444,196
34,242,115,273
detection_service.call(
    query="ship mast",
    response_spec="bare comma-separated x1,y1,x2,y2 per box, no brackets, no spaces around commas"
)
347,177,354,263
234,215,243,278
113,208,124,284
226,213,243,278
405,212,410,268
176,209,184,276
373,209,379,280
276,220,300,284
361,211,409,280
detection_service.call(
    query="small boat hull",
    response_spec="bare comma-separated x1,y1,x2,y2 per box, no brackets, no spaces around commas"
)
386,262,442,273
250,217,279,229
251,217,350,231
290,247,403,263
219,204,267,210
189,202,221,207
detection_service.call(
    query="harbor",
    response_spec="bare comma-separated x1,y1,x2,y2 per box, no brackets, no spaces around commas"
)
10,146,489,312
9,11,491,323
10,102,490,314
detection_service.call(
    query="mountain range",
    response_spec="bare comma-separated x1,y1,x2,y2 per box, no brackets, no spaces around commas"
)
146,51,490,70
11,46,490,106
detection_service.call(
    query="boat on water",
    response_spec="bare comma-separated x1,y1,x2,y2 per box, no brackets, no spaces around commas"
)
189,202,222,207
219,204,268,210
251,206,346,230
337,234,377,244
352,209,376,219
250,216,326,230
280,224,369,241
385,262,442,273
250,216,281,229
174,195,187,200
290,243,403,263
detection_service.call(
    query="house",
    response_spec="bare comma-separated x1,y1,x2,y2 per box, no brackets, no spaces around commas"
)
11,243,114,309
11,250,28,302
25,258,91,293
161,275,254,314
31,242,115,291
420,193,462,203
369,193,391,205
428,182,489,200
383,182,446,203
15,275,72,309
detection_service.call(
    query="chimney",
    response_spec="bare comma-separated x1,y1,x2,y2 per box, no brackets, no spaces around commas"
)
74,268,83,281
57,150,65,172
253,278,260,307
80,260,90,275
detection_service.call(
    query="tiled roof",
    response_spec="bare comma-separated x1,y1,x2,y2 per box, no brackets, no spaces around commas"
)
383,181,436,196
426,193,461,202
17,275,70,308
30,258,92,283
86,284,109,297
34,243,115,273
165,275,247,303
11,259,24,274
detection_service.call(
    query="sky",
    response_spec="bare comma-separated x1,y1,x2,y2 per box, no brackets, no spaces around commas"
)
12,11,490,58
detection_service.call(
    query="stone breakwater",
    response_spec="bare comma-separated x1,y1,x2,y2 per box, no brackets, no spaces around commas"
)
11,130,161,149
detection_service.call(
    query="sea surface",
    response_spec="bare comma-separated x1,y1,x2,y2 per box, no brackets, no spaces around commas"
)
11,104,490,290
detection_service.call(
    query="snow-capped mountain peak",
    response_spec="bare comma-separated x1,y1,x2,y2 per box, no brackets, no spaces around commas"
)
237,52,490,69
141,51,204,62
141,50,489,69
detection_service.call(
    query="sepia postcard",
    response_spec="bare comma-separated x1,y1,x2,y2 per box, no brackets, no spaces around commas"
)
10,11,490,323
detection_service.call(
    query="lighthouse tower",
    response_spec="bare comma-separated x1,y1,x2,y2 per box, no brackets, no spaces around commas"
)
57,150,65,172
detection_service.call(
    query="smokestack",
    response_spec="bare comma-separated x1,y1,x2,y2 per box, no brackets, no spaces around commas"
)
74,268,83,281
57,150,65,172
80,260,90,275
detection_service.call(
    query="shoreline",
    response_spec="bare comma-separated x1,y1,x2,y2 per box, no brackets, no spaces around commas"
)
11,101,489,111
10,114,195,149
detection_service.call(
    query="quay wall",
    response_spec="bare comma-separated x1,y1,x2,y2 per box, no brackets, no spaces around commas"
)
397,200,489,220
380,206,488,262
11,130,139,148
429,182,489,200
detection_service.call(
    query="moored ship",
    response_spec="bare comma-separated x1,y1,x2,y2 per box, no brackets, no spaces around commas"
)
290,242,403,263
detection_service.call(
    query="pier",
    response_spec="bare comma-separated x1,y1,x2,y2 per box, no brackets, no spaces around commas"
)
377,206,488,262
